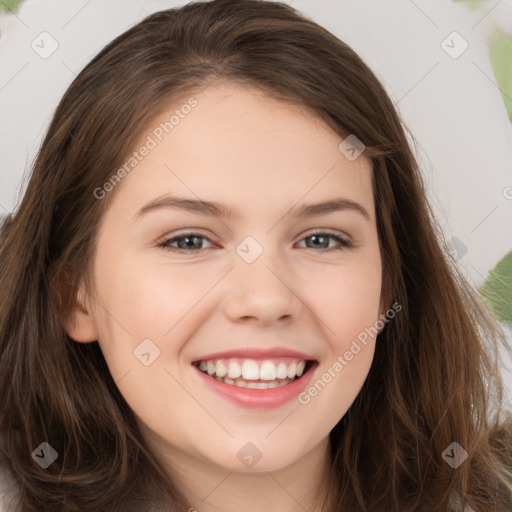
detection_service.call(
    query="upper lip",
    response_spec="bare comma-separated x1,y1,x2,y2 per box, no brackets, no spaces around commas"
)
192,347,317,363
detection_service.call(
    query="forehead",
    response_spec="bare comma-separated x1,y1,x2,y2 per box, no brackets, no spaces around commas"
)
106,82,375,222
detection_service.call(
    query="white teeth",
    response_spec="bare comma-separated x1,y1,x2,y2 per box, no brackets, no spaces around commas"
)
242,360,260,380
276,362,288,379
227,361,242,379
216,361,227,378
197,357,311,382
287,362,297,379
259,361,276,380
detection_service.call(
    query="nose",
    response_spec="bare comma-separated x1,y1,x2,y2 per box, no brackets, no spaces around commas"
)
223,249,303,326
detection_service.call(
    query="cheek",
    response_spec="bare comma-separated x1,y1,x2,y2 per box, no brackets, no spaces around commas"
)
90,257,202,425
97,252,216,339
298,264,380,419
302,260,382,346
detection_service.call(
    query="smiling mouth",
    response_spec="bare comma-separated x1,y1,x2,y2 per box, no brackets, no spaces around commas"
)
192,359,317,389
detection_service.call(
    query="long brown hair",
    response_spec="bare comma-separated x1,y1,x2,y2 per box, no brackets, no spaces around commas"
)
1,1,511,510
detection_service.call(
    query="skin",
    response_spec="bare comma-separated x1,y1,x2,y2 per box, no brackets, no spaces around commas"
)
67,82,385,512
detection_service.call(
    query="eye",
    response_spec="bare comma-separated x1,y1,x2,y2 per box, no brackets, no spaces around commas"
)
296,232,354,252
157,231,353,253
158,232,215,252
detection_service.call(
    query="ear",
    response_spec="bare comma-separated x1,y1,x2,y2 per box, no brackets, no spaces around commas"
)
64,281,99,343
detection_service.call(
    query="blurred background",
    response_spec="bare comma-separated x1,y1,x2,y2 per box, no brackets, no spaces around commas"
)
0,0,511,400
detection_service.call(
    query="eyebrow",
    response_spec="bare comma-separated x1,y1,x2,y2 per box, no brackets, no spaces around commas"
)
133,194,371,222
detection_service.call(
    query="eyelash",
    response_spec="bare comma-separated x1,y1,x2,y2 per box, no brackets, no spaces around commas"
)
157,231,354,253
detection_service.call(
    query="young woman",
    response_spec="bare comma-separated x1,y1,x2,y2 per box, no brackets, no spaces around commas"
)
0,1,511,511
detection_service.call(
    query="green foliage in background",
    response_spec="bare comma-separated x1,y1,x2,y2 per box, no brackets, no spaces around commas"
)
451,2,512,322
487,27,512,326
480,251,512,324
0,0,22,13
490,30,512,121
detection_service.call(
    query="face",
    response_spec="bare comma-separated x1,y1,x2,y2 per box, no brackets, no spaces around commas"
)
69,82,384,474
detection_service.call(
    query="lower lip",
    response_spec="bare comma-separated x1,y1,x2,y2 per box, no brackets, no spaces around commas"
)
192,362,317,409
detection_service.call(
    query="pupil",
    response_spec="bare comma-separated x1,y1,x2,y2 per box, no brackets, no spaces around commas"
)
309,235,327,249
180,236,201,249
